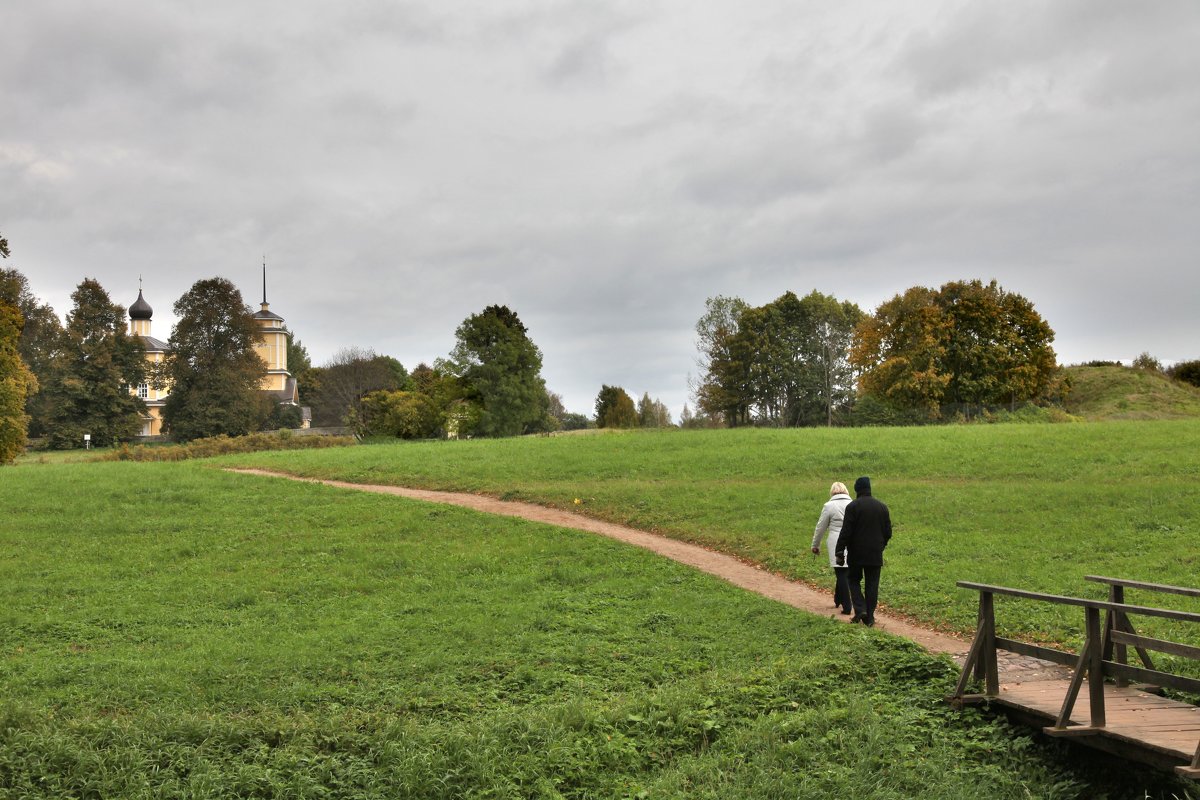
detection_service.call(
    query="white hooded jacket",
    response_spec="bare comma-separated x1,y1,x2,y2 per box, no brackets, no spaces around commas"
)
812,491,852,568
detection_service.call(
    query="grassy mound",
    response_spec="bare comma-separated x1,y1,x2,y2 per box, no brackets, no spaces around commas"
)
1063,365,1200,420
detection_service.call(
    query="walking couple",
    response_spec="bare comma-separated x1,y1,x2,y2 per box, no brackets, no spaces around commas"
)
811,476,892,627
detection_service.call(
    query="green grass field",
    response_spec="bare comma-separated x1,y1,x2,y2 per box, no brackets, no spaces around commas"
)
224,421,1200,650
3,423,1199,797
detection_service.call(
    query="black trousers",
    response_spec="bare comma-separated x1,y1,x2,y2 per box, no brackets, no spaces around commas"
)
833,567,851,612
847,564,882,621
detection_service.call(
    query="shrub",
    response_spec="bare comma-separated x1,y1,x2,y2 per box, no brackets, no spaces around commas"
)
94,430,355,462
1131,352,1163,372
1168,359,1200,388
360,390,441,439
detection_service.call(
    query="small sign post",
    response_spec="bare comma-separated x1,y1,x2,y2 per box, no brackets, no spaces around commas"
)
83,434,91,450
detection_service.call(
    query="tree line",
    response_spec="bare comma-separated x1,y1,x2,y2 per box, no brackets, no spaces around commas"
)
8,227,1195,461
2,234,656,454
692,280,1066,427
0,251,568,449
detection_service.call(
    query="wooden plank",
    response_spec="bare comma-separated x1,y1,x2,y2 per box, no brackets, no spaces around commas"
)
952,616,989,698
1053,638,1094,728
993,637,1076,666
1086,575,1200,599
1106,662,1200,695
954,581,1200,780
956,582,1200,623
1087,608,1106,727
1110,629,1200,661
988,681,1200,747
982,591,999,696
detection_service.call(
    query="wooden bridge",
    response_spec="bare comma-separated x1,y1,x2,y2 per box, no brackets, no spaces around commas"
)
949,575,1200,780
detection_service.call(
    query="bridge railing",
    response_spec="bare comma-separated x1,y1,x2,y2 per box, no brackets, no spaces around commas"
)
950,579,1200,779
1085,575,1200,687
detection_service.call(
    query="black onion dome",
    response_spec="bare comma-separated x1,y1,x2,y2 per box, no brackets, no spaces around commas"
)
129,289,153,320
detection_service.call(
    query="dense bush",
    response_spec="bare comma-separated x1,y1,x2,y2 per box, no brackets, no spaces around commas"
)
94,430,355,462
360,390,442,439
1169,359,1200,387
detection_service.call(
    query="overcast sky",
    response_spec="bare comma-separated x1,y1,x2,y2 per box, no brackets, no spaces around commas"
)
4,1,1198,418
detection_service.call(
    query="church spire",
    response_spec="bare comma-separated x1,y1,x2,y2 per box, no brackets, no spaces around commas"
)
262,256,268,305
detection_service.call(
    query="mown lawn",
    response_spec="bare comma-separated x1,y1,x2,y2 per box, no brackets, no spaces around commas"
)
2,461,1191,798
224,421,1200,651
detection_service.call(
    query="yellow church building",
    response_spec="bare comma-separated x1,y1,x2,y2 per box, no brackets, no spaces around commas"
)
128,271,298,437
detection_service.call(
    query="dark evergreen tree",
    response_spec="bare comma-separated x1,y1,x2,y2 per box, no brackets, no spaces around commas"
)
43,279,145,448
595,385,637,428
447,305,549,437
636,392,672,427
162,278,267,441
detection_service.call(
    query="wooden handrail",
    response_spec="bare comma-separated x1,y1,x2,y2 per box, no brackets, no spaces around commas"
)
955,582,1200,624
1085,575,1200,599
953,580,1200,779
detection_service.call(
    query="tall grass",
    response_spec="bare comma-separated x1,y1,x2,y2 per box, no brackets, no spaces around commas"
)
2,462,1191,797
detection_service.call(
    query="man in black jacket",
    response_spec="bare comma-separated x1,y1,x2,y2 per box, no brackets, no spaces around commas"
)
834,476,892,627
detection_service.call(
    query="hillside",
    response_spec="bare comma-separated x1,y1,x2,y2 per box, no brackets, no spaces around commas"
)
1062,364,1200,420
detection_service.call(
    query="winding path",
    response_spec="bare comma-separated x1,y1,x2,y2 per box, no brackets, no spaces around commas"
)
228,468,970,658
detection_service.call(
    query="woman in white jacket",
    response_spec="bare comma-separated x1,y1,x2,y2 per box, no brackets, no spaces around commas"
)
811,481,853,615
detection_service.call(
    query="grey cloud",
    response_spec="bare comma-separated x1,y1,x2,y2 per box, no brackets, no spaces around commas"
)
5,1,1199,419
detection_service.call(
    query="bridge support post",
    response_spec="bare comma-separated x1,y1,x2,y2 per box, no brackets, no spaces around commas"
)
1086,605,1106,728
1047,606,1106,735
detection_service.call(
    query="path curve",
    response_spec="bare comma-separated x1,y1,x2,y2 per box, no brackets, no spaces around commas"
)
228,468,969,658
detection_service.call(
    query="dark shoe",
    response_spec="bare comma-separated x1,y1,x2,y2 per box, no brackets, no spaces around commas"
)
839,607,853,615
863,617,875,627
850,614,863,623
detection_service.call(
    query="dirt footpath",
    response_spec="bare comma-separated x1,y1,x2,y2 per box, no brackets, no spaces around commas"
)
228,468,970,659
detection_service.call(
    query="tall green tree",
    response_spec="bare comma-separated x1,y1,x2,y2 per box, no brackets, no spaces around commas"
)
447,305,549,437
42,279,146,448
694,291,862,427
1,267,66,437
1,298,37,463
803,291,864,426
595,385,637,428
162,278,267,442
693,295,751,426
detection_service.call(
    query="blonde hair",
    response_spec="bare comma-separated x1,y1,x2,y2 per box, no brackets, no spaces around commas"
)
830,481,848,496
